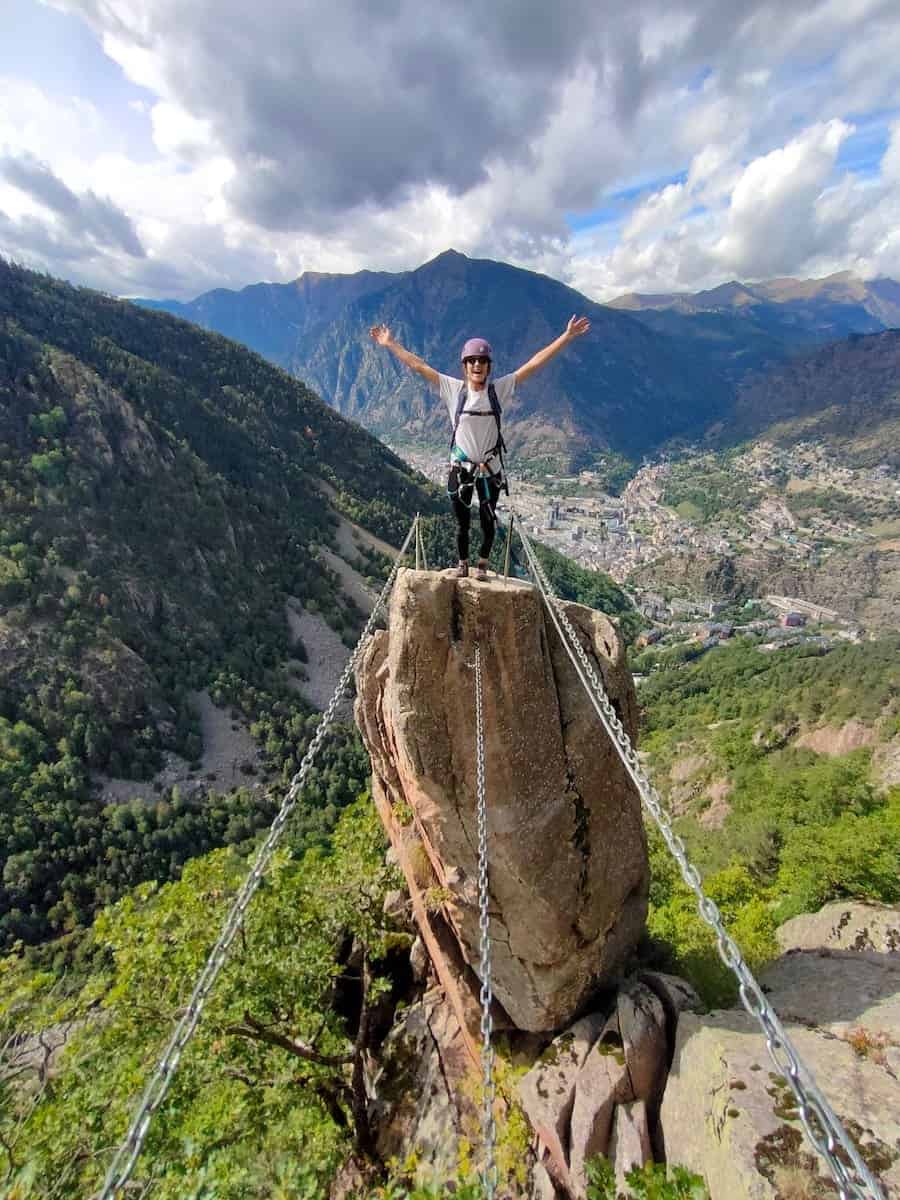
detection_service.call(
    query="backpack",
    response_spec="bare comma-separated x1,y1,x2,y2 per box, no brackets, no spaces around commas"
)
451,383,508,489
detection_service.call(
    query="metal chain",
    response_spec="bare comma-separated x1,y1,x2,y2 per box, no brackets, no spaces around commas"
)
97,517,419,1200
514,521,885,1200
473,644,499,1200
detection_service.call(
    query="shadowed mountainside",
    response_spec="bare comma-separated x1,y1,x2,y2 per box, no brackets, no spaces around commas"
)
726,328,900,465
139,250,730,466
138,255,900,468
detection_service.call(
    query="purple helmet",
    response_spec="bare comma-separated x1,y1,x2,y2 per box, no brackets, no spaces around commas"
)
460,337,492,362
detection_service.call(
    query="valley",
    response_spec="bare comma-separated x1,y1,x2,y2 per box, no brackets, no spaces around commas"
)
397,437,900,637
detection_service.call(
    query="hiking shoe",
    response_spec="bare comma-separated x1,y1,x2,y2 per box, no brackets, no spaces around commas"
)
474,559,489,580
456,560,469,578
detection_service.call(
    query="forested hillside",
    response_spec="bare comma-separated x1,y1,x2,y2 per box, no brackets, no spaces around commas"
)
639,634,900,1002
3,631,897,1197
0,259,444,948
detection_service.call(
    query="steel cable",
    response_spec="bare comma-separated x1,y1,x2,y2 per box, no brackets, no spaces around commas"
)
473,644,499,1199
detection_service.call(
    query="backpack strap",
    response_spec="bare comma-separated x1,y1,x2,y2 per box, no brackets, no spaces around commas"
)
487,383,506,456
487,382,509,495
451,382,468,448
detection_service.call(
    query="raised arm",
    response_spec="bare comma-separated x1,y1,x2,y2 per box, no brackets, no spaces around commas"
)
369,323,440,387
513,314,590,385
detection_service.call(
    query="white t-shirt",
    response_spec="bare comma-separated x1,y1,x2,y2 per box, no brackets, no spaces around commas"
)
434,372,516,467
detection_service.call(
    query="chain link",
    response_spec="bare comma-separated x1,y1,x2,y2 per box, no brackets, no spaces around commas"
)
96,517,418,1200
473,645,499,1200
514,521,885,1200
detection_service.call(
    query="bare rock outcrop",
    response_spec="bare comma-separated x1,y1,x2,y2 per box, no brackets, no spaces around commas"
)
354,568,648,1036
660,947,900,1199
518,973,699,1197
370,989,477,1184
777,900,900,956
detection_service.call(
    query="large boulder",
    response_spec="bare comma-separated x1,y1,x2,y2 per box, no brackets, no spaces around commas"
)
519,978,673,1198
518,1013,608,1189
660,948,900,1198
355,569,648,1034
777,900,900,956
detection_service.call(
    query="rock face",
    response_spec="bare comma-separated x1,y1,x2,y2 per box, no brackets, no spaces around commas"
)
370,990,476,1184
354,568,648,1035
777,900,900,956
660,948,900,1199
517,973,699,1198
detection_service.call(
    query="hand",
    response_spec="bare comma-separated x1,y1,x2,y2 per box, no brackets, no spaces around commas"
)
370,323,394,347
566,314,591,339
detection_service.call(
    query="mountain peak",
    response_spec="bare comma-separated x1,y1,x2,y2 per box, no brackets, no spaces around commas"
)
695,281,758,307
420,248,469,268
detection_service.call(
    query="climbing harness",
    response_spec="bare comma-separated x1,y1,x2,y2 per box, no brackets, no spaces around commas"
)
512,516,886,1200
447,455,502,512
474,644,499,1199
97,518,419,1200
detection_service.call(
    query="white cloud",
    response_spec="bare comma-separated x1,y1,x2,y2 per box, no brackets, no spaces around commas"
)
568,119,876,298
0,77,112,163
2,0,898,299
712,119,853,277
100,29,169,95
150,102,217,162
881,120,900,184
624,183,691,242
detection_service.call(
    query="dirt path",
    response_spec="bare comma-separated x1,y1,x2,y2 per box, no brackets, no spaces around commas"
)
333,511,398,560
279,499,400,708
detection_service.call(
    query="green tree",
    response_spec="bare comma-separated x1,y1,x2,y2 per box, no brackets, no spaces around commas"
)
0,799,407,1198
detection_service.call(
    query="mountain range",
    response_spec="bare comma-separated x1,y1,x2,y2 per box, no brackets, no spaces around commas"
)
141,251,730,466
610,270,900,387
137,254,900,467
610,269,900,326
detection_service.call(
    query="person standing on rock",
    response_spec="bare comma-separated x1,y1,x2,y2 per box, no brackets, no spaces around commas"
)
369,316,590,578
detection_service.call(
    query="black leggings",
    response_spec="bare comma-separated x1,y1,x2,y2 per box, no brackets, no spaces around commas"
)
448,465,502,561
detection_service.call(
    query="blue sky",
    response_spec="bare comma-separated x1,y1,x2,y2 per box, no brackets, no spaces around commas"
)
3,0,154,154
2,0,899,300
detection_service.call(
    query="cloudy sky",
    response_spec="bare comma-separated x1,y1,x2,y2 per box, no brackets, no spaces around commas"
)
2,0,899,301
